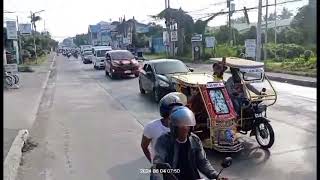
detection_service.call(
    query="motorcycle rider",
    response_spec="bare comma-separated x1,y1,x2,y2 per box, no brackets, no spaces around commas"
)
225,67,261,115
152,106,227,180
141,92,187,163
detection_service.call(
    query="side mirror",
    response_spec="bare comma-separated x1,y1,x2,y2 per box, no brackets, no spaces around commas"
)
221,157,232,168
189,68,194,72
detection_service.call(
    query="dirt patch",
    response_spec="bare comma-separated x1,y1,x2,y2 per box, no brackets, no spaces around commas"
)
21,138,38,153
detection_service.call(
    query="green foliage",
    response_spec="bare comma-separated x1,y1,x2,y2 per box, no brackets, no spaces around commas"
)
290,4,316,44
215,44,238,57
304,50,313,60
73,34,89,47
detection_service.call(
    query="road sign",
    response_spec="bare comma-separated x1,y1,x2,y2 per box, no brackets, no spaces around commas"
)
205,37,216,48
171,31,178,42
163,31,169,45
245,39,256,58
191,34,202,42
19,24,32,35
6,21,17,39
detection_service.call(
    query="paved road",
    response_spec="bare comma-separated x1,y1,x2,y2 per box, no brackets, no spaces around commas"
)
17,56,316,180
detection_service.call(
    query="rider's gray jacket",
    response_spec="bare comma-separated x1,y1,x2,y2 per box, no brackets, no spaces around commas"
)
152,132,219,179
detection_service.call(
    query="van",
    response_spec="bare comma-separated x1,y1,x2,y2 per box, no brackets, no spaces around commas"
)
92,46,112,69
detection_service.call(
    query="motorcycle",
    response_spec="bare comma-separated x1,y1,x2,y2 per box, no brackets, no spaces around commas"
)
153,157,232,180
67,53,71,58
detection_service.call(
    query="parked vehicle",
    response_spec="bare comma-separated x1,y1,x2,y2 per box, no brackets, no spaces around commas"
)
138,59,193,102
82,51,93,64
92,46,112,69
104,50,140,79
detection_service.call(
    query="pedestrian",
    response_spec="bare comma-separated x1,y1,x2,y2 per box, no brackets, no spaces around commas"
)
141,92,187,163
212,57,227,81
152,106,228,180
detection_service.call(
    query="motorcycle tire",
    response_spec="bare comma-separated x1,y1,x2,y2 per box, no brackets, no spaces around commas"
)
5,75,15,87
12,74,19,84
255,121,275,149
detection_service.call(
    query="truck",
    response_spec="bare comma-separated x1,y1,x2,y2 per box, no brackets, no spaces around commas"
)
80,45,92,53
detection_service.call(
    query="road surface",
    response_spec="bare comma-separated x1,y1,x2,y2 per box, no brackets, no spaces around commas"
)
17,56,316,180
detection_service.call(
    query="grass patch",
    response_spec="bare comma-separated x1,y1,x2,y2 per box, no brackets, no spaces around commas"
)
23,55,48,66
265,57,317,77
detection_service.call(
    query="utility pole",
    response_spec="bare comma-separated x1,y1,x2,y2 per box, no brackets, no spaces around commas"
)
256,0,262,61
16,16,22,64
274,0,277,45
228,0,232,46
30,11,38,61
165,0,172,57
264,0,268,61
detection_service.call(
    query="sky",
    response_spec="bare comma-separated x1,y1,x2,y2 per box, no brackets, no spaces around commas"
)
4,0,308,42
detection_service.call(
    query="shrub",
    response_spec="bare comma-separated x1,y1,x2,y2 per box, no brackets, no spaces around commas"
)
304,50,313,60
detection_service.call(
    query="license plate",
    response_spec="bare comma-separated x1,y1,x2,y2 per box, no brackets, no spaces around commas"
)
124,70,131,74
255,113,263,118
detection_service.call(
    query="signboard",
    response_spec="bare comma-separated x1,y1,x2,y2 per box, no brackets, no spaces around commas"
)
19,24,32,35
123,37,129,44
191,34,202,42
4,64,18,74
207,82,225,88
127,32,132,44
6,21,18,39
171,31,178,42
205,37,216,48
163,31,169,45
245,39,256,58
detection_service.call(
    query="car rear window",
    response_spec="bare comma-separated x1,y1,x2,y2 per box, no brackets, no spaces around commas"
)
110,51,134,60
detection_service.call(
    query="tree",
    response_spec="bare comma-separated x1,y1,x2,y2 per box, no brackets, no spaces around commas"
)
290,4,316,44
264,12,277,21
152,8,195,55
73,34,89,46
278,7,293,20
145,24,164,37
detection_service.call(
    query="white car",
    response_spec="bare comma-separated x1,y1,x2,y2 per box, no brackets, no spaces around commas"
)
92,46,112,69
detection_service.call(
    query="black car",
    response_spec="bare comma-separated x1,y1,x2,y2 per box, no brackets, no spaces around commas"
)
138,59,193,102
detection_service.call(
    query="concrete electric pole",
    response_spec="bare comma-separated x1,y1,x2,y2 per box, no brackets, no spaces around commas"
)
264,0,268,61
256,0,263,61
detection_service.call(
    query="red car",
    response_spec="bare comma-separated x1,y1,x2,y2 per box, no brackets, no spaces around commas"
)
104,50,140,79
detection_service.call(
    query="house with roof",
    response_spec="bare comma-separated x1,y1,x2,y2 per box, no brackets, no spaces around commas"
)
88,21,118,46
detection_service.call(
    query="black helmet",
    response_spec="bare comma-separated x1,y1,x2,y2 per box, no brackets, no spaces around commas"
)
159,92,187,118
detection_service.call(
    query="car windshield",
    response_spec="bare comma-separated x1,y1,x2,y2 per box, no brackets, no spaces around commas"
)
83,52,92,55
154,61,189,75
110,51,134,60
96,50,107,57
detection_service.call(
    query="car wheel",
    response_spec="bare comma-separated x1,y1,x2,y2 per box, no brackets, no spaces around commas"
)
110,69,115,79
139,80,146,94
153,88,161,102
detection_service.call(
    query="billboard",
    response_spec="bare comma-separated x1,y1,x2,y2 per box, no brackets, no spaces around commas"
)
19,24,32,35
6,21,17,39
245,39,256,58
205,37,216,48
